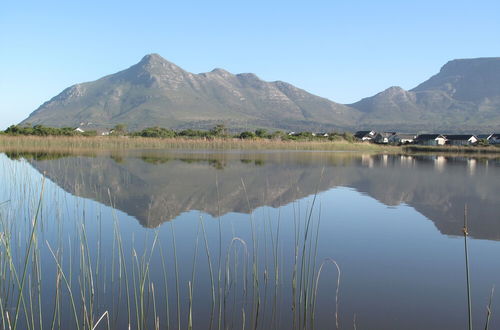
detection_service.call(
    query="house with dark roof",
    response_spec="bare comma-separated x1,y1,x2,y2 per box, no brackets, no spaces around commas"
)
354,130,376,141
445,135,478,146
374,132,396,144
415,134,447,146
389,133,416,145
477,134,492,140
488,133,500,144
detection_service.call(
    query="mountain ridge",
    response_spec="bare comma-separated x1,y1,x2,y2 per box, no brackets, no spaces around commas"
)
21,55,500,132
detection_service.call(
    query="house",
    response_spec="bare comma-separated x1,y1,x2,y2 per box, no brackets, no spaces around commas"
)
445,135,478,146
354,130,376,141
374,132,396,144
477,134,492,140
415,134,447,146
312,132,329,137
74,127,85,133
389,133,416,145
488,134,500,144
101,129,114,136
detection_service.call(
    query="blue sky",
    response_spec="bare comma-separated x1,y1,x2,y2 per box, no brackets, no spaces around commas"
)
1,0,499,129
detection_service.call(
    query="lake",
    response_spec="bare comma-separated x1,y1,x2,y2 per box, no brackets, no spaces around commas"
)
0,150,499,329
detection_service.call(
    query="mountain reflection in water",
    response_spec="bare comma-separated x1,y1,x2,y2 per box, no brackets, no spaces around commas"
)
12,151,500,241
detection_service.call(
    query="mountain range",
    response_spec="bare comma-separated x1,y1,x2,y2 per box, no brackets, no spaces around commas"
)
21,54,500,132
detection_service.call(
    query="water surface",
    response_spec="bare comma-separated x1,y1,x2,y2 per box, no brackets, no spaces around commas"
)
0,151,499,329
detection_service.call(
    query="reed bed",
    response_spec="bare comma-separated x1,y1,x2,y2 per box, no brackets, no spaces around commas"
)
0,154,341,329
0,135,399,152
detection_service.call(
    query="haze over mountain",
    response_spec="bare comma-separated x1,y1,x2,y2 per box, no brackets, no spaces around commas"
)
21,55,500,132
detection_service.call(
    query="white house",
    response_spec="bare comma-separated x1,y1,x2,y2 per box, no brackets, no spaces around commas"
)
415,134,447,146
354,130,376,141
445,135,478,146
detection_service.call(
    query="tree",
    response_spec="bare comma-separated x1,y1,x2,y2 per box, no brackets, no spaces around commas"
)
210,124,227,137
112,124,127,136
239,131,256,139
255,129,269,138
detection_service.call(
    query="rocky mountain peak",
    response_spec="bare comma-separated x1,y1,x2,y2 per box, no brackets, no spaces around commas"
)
383,86,407,94
136,53,184,75
209,68,233,78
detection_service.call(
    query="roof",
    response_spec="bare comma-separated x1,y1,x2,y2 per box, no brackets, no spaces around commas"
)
490,133,500,139
377,132,396,138
354,130,374,138
415,134,445,140
477,134,492,139
394,133,416,139
445,134,477,140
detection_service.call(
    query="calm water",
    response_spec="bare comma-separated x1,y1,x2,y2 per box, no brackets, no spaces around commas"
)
1,150,500,329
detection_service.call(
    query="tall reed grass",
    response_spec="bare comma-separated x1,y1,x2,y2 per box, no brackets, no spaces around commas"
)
0,154,341,329
0,135,399,152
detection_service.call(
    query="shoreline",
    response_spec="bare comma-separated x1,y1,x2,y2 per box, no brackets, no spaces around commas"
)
2,135,500,156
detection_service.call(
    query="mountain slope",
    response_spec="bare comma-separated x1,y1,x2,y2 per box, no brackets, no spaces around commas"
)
21,55,500,132
350,57,500,132
22,54,360,131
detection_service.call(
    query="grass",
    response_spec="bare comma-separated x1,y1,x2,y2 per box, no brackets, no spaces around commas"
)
0,135,399,152
0,157,342,329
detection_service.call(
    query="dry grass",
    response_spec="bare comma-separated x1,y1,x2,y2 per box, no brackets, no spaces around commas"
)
0,135,400,152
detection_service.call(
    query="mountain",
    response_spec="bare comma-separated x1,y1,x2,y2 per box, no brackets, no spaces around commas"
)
21,54,359,131
349,57,500,132
20,55,500,132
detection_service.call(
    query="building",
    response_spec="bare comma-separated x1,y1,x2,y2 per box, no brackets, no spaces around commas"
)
389,133,416,145
445,135,478,146
354,130,376,141
415,134,447,146
74,127,85,133
374,132,396,144
488,134,500,144
477,134,492,140
101,129,114,136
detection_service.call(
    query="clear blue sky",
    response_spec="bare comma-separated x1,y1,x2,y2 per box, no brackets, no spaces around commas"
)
1,0,499,129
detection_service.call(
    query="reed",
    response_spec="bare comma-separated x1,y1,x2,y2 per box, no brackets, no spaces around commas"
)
463,205,472,330
485,286,495,330
0,153,348,330
0,135,400,152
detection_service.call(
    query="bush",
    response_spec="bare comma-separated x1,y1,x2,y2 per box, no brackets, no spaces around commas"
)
134,127,176,138
255,129,269,138
3,124,79,136
239,131,256,139
178,129,210,138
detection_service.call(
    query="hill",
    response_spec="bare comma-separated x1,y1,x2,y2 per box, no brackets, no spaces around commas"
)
21,55,500,132
21,54,359,131
349,57,500,132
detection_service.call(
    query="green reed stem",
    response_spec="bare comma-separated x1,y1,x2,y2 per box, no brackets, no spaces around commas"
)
13,177,45,330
